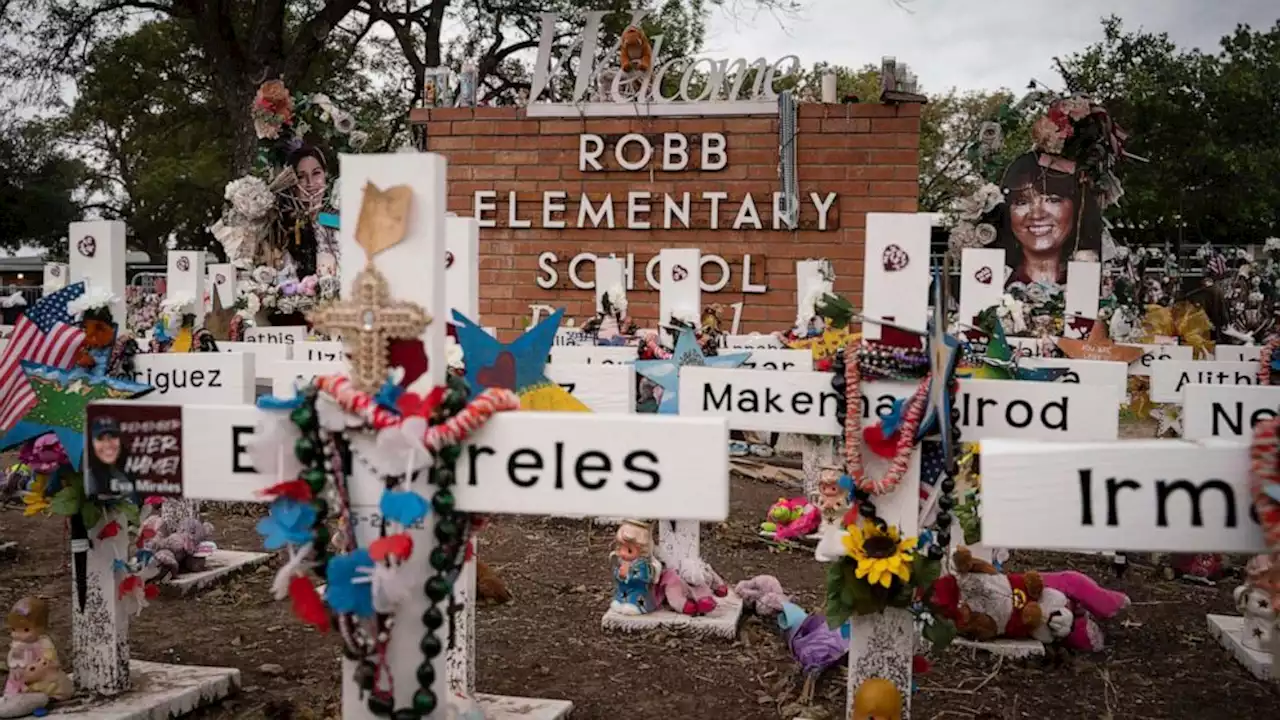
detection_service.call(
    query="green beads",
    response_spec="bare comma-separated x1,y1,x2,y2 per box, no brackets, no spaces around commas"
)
422,607,444,630
412,690,437,714
301,468,326,494
419,633,442,657
424,576,451,603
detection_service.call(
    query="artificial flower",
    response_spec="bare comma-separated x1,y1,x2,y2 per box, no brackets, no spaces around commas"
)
325,549,376,618
331,110,356,134
349,130,369,149
379,490,430,527
67,286,118,320
256,497,318,550
298,275,318,296
21,434,69,473
1031,115,1068,155
973,222,998,246
843,521,916,589
977,122,1003,153
251,265,278,286
22,475,50,516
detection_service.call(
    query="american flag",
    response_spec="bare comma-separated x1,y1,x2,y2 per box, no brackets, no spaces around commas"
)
918,439,945,521
0,283,88,432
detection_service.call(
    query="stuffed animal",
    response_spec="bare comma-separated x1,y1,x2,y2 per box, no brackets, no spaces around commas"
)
759,497,820,542
1039,570,1130,651
619,25,652,74
929,547,1046,641
734,574,789,616
656,558,728,616
143,516,216,579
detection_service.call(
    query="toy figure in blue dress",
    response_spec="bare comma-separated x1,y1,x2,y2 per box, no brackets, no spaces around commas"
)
610,519,662,615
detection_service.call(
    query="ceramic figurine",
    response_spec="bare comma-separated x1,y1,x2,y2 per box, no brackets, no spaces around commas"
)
610,520,662,615
813,465,847,521
1,597,72,718
1235,554,1278,652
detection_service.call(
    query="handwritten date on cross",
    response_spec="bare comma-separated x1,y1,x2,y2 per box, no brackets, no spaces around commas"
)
309,264,431,392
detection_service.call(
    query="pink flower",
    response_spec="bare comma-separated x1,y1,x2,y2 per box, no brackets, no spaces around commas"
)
298,275,318,296
1032,116,1067,155
20,434,69,473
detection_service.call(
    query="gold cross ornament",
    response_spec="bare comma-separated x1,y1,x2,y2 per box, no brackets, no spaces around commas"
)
309,264,431,392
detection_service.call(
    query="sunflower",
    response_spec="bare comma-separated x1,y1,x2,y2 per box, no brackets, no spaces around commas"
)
22,475,51,517
843,520,915,588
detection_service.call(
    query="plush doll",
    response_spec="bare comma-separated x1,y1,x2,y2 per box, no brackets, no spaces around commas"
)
1039,570,1131,651
734,574,789,616
619,25,653,74
759,497,820,542
929,547,1046,641
143,515,216,579
657,558,729,616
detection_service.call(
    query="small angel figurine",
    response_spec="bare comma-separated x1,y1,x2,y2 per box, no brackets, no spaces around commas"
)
2,597,73,717
609,520,662,616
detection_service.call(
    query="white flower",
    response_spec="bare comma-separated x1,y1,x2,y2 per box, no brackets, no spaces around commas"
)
1237,248,1253,261
160,293,196,314
311,94,335,121
224,176,274,220
974,223,998,246
295,121,311,138
1265,238,1280,253
977,122,1003,153
1249,291,1265,304
68,286,118,319
252,265,278,286
446,342,464,370
1024,284,1049,305
245,293,262,315
604,284,628,317
954,184,1003,221
1113,245,1130,262
1108,309,1135,342
331,110,356,134
348,130,369,150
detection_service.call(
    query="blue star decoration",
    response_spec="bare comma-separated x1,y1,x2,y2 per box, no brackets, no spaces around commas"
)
452,308,590,411
634,327,750,414
915,267,961,461
0,362,153,468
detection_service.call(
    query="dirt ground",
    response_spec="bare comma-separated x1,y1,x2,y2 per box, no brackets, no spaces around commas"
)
2,425,1279,720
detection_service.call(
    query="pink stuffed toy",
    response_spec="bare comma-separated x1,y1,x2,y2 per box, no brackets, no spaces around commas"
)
760,497,820,542
656,560,729,616
1040,570,1130,652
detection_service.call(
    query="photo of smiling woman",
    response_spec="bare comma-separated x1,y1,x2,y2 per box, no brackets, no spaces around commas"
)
86,416,131,498
998,152,1103,287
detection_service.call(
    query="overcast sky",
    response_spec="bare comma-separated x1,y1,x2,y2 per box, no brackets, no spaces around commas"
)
704,0,1278,94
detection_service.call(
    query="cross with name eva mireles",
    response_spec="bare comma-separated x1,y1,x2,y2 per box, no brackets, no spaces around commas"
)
84,151,732,720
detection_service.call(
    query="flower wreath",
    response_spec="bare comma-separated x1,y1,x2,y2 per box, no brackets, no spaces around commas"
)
251,370,518,716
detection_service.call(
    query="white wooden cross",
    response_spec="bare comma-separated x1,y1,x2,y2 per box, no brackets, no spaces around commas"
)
679,212,1124,718
150,153,730,719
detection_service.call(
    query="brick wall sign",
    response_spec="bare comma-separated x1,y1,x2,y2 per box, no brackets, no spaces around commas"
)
413,103,922,338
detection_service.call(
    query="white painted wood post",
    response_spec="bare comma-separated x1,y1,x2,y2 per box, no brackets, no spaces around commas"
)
162,250,208,528
656,248,706,578
68,220,127,330
956,248,1003,330
595,256,626,314
207,263,237,316
71,524,132,695
847,213,933,718
337,153,450,718
443,216,481,701
43,263,69,294
1064,261,1102,339
796,259,836,503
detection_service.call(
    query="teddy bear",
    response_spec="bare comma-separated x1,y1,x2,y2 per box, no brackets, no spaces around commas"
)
929,547,1047,641
142,515,216,579
619,25,653,74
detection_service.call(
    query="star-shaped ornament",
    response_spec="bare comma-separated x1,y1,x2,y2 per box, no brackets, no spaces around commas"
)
1056,320,1143,364
916,268,962,461
1150,404,1182,438
452,308,591,411
959,321,1068,383
0,362,153,467
635,327,750,414
309,264,430,393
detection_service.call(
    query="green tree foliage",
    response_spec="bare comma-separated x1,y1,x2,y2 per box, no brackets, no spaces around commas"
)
917,89,1037,212
0,120,84,253
1056,17,1280,244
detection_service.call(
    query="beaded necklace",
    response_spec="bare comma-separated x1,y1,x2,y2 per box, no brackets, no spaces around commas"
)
282,372,517,718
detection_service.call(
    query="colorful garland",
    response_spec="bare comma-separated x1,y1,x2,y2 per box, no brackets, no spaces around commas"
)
840,342,931,497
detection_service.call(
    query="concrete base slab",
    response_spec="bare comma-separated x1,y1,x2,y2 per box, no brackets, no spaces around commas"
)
167,550,273,595
52,659,239,719
953,637,1045,659
759,530,821,545
1208,614,1274,681
477,694,573,719
601,591,743,640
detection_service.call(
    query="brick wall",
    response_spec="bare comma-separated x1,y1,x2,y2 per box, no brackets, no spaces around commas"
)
412,103,922,339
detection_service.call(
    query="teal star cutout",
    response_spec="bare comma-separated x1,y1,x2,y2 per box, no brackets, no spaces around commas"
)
0,362,153,469
452,308,561,394
635,328,750,414
916,267,962,460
